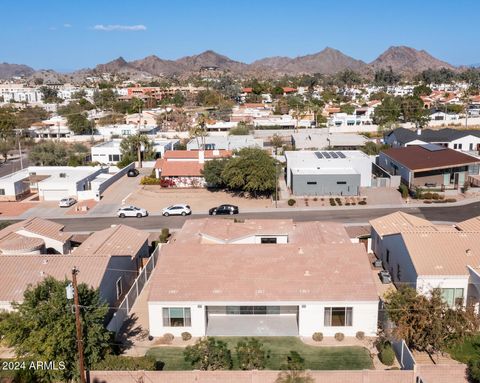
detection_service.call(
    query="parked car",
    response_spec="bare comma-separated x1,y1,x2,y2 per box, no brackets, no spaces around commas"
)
209,204,239,215
58,197,77,208
162,204,192,217
378,270,392,284
117,206,149,218
127,168,140,177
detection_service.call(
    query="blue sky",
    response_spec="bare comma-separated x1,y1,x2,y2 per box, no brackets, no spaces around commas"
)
1,0,479,72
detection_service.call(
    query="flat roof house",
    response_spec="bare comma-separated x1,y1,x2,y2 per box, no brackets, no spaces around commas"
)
370,212,480,309
148,218,378,338
379,145,480,189
291,131,367,151
284,150,372,196
186,135,263,151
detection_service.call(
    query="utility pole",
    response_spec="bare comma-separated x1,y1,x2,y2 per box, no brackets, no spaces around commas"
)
274,162,278,208
71,267,86,383
16,131,23,170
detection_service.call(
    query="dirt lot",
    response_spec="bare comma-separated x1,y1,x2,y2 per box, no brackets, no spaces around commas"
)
0,202,36,217
125,187,273,214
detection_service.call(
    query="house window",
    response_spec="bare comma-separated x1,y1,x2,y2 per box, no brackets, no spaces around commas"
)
108,154,120,162
162,307,191,327
386,249,390,263
337,181,347,185
440,288,464,307
324,307,353,326
470,143,474,151
454,144,458,149
459,144,463,149
0,189,5,196
307,181,317,185
261,237,277,244
397,264,401,280
115,277,123,299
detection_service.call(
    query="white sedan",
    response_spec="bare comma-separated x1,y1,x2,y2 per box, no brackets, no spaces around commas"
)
117,206,149,218
162,204,192,217
58,198,77,208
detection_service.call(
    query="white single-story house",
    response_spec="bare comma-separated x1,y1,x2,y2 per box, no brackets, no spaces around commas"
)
96,124,157,138
148,219,379,338
370,212,480,309
284,150,373,196
186,135,263,151
291,130,367,150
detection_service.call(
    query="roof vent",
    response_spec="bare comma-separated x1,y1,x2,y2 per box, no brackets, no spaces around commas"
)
212,289,222,294
168,289,178,294
59,173,67,178
298,248,304,255
39,271,45,276
304,270,311,277
435,265,444,270
466,249,472,256
42,259,48,265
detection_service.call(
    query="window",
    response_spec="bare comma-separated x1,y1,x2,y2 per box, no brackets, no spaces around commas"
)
386,249,390,263
440,288,464,307
115,277,123,299
324,307,353,326
306,181,317,185
0,189,5,196
337,181,347,185
470,143,474,151
459,144,463,149
261,237,277,244
225,306,280,315
162,307,191,327
454,144,458,149
109,154,120,162
396,264,401,280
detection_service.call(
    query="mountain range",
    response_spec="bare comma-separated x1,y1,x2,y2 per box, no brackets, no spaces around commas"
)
0,46,460,80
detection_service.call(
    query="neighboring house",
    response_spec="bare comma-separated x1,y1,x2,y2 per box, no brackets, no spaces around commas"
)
0,165,129,202
291,131,367,150
205,121,238,132
284,150,372,196
148,218,379,338
91,138,178,164
154,150,232,187
0,220,149,311
370,212,480,310
28,116,72,139
430,111,460,121
385,127,480,153
378,145,480,189
186,135,263,151
96,123,157,138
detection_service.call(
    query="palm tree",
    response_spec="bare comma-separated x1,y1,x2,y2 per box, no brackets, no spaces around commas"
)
120,133,152,168
189,113,208,150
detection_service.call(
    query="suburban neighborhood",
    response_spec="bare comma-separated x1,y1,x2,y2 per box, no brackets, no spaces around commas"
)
1,1,480,382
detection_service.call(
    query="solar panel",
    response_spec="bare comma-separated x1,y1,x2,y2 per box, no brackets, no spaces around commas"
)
422,143,446,152
321,151,331,159
330,152,338,158
314,151,323,159
336,152,346,158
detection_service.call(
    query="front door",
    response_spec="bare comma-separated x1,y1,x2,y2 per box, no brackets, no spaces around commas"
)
454,173,459,188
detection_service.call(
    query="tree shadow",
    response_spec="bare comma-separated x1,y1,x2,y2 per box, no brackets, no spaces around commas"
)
111,313,149,354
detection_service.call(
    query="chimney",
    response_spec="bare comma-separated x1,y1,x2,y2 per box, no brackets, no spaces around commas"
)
198,150,205,164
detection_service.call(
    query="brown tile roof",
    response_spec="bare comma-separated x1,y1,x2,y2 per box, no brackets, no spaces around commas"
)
456,216,480,232
381,146,479,172
73,224,148,258
90,370,415,383
0,255,110,303
149,219,377,303
0,233,44,253
162,150,232,160
400,231,480,276
416,364,468,383
0,217,71,245
370,212,447,237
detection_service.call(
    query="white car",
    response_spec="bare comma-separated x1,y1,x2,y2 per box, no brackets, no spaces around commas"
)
162,204,192,217
58,198,77,208
117,206,149,218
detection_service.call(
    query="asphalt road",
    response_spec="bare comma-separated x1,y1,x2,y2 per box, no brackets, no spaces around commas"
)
0,155,29,178
47,202,480,232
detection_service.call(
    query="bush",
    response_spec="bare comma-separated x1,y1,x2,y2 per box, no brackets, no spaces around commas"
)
287,198,296,206
445,198,457,203
93,354,162,371
334,333,345,342
163,333,174,343
160,178,176,188
398,184,409,199
358,200,367,205
140,176,160,185
335,197,341,203
181,332,192,341
356,331,365,340
312,332,323,342
432,193,440,200
423,192,433,199
159,228,170,243
377,342,395,366
313,197,318,202
438,194,445,200
468,359,480,383
345,202,350,206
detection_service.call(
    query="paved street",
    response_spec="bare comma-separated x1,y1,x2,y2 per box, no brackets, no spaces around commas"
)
44,202,480,232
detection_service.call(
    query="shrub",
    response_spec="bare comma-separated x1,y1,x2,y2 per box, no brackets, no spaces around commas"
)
160,178,176,188
330,201,336,206
159,228,170,243
335,197,341,203
313,197,318,202
351,202,356,205
181,332,192,341
312,332,323,342
140,176,159,185
358,200,367,205
438,194,445,200
446,198,457,203
398,184,409,199
356,331,365,340
163,333,174,343
235,338,268,370
432,193,440,200
345,202,350,206
287,198,296,206
334,333,345,342
321,198,324,201
93,354,162,371
377,342,395,366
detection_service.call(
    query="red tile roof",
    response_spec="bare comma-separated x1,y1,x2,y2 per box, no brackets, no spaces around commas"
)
381,146,480,171
158,161,204,177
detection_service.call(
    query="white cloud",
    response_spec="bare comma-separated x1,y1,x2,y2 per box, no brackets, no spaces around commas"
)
63,23,72,28
93,24,147,31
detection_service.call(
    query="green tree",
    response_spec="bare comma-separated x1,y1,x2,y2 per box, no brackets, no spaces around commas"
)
236,338,269,370
361,142,389,155
202,159,227,188
29,141,70,165
271,134,284,155
413,84,432,97
0,107,16,161
374,67,401,86
67,113,95,135
93,89,118,110
119,133,154,168
0,277,111,382
15,106,50,130
128,97,144,114
400,96,430,127
221,147,276,197
39,86,61,103
373,95,402,126
340,103,355,114
468,359,480,383
184,337,233,370
228,122,252,136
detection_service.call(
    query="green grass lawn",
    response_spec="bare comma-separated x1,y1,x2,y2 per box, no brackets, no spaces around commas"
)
448,334,480,363
146,337,373,371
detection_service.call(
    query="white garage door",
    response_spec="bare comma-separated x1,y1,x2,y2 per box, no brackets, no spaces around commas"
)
41,189,70,201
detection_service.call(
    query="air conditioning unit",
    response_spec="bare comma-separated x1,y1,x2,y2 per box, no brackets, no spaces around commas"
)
59,173,66,178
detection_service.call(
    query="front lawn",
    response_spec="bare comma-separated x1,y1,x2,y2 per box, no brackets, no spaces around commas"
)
447,334,480,363
146,337,373,371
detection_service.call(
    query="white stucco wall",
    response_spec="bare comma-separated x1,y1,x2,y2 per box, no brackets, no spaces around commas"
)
417,275,469,306
15,229,70,254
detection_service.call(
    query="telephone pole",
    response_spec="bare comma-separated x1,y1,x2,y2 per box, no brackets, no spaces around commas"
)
71,267,86,383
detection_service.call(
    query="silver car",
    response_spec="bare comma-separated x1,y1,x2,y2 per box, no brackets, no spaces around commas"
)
58,198,77,208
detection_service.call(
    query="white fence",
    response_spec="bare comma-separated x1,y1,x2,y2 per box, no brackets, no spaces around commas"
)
392,339,416,370
107,245,161,333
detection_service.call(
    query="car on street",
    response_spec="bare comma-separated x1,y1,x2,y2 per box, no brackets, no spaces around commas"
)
162,204,192,217
378,270,392,284
58,197,77,208
209,204,239,215
127,168,140,177
117,206,149,218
